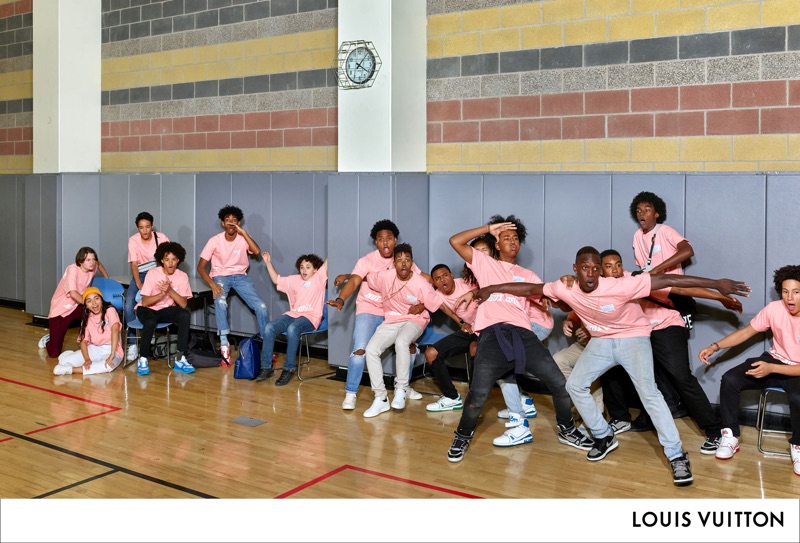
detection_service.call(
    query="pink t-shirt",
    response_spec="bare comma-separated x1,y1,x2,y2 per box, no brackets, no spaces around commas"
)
137,267,193,311
48,264,95,318
641,286,685,331
81,306,124,359
199,233,253,278
526,297,555,330
367,269,442,329
437,278,478,325
467,249,546,333
750,300,800,365
277,263,328,330
128,232,170,264
633,224,687,274
350,250,422,316
543,274,653,338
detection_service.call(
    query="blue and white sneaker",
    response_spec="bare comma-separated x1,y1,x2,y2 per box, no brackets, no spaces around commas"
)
38,334,50,349
497,394,538,419
493,413,533,447
137,357,150,376
173,355,196,374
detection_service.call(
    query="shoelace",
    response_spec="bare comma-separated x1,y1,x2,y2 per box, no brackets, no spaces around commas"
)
451,437,469,451
671,457,690,474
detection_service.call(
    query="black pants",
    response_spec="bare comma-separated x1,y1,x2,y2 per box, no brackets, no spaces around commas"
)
651,326,722,436
720,351,800,444
427,330,475,399
136,305,191,358
456,325,573,436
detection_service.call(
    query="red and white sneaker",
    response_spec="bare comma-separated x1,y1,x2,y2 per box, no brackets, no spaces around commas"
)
791,444,800,476
715,428,740,460
220,344,232,367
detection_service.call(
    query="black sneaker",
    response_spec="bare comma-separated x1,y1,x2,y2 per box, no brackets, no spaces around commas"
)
700,436,720,455
255,368,274,382
609,418,631,435
557,423,595,451
670,452,693,485
447,433,472,463
630,412,654,432
275,369,294,386
587,434,619,461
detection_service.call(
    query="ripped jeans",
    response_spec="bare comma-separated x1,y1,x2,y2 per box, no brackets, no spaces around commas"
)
345,313,384,394
212,273,269,357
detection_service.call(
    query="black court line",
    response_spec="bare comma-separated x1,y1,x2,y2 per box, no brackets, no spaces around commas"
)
0,427,217,499
34,469,118,498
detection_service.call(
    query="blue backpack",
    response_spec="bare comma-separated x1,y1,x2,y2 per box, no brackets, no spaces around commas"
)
234,336,261,380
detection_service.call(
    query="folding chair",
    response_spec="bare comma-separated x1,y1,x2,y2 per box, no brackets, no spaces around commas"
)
295,302,334,381
756,386,791,457
125,291,174,369
91,277,125,312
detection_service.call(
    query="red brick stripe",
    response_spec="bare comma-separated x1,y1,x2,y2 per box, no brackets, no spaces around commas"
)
102,107,337,153
0,0,31,18
0,125,32,155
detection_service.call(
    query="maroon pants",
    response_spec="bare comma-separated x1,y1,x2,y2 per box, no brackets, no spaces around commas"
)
46,305,84,358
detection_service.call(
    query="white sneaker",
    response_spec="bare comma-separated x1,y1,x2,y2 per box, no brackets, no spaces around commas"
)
426,394,463,412
220,344,232,367
173,355,196,374
38,334,50,349
715,428,740,460
53,364,73,375
391,388,407,410
791,444,800,476
342,392,357,410
493,414,533,447
406,387,422,400
498,395,537,419
126,343,138,361
137,356,150,376
364,397,390,418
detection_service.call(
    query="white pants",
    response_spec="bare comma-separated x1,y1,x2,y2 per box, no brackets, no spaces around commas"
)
365,321,423,399
59,345,122,375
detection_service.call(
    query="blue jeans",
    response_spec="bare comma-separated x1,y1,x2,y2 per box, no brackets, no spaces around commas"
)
498,324,552,415
345,313,384,394
124,271,147,338
262,314,315,370
566,336,684,460
213,273,269,342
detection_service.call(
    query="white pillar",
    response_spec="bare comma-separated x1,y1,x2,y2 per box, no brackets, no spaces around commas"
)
337,0,426,173
33,0,101,173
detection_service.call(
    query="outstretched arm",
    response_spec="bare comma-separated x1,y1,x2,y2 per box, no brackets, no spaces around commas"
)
698,324,759,364
649,273,750,298
260,251,280,285
474,282,545,302
327,274,363,311
671,286,743,313
650,240,694,274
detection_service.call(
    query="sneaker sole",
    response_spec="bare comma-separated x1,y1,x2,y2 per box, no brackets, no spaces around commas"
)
175,367,196,374
342,404,356,410
137,370,150,376
447,454,465,463
364,406,390,418
699,448,718,455
587,440,619,461
426,405,463,412
493,435,533,447
673,475,694,486
391,403,406,410
497,411,537,419
558,436,594,451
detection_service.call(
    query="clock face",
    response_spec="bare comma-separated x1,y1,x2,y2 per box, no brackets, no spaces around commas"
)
345,46,376,85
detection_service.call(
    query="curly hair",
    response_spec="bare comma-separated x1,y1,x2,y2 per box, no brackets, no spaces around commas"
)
629,191,667,224
295,253,324,272
393,242,413,260
488,214,527,244
773,265,800,296
74,247,98,266
155,241,187,264
218,205,243,222
135,211,154,226
462,235,497,286
370,219,399,240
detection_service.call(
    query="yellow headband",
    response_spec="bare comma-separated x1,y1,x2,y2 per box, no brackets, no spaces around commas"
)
82,287,102,303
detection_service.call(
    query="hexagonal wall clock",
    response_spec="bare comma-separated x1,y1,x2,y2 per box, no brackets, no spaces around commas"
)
336,40,382,89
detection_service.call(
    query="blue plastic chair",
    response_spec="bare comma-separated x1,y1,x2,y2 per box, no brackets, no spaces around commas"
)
125,291,174,368
91,277,125,312
294,299,333,381
756,387,791,457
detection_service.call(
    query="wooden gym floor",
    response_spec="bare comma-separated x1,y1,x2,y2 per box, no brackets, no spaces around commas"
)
1,305,798,500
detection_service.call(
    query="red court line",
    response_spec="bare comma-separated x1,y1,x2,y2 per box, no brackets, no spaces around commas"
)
276,464,483,499
0,376,121,437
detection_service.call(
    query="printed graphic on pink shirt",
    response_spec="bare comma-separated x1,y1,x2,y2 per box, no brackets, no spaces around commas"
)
128,232,170,264
633,224,687,275
543,275,653,338
277,263,328,330
367,268,441,329
437,278,478,325
200,233,252,277
640,287,685,331
137,267,193,311
82,307,124,359
350,250,422,316
48,264,95,319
